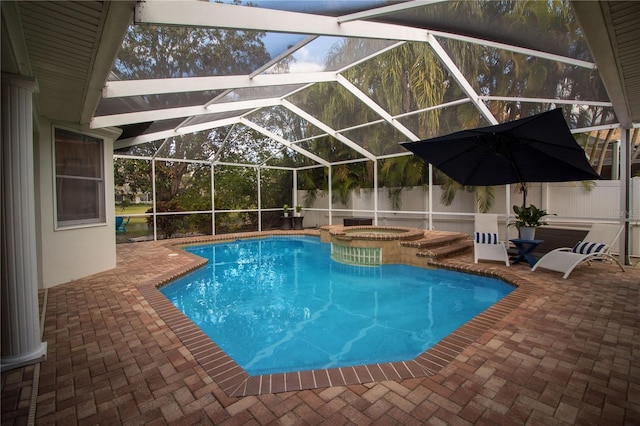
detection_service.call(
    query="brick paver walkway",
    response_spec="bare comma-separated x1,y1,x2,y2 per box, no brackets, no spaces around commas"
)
2,231,639,425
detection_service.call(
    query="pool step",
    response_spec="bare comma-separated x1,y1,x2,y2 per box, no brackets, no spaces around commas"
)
400,230,470,249
400,230,472,260
416,240,473,260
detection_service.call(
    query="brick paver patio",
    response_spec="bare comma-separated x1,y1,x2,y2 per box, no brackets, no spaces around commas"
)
2,231,639,425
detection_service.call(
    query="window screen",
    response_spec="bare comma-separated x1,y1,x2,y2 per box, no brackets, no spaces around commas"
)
54,128,105,227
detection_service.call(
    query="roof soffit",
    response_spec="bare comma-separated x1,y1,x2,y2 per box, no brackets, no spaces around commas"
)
3,1,134,126
571,1,640,128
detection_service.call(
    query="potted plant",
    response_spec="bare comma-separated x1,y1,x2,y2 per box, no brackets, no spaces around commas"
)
511,204,553,240
283,204,289,217
295,204,302,217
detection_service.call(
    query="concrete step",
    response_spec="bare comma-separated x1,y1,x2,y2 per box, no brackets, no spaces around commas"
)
400,230,470,249
416,240,473,260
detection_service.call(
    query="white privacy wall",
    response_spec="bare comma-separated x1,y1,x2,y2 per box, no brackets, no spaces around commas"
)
298,177,639,256
544,181,624,220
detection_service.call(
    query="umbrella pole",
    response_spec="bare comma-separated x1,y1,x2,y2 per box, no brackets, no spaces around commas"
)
521,183,528,207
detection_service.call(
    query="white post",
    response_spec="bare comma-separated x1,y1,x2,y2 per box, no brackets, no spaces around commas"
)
541,183,549,213
257,167,262,231
505,185,511,238
328,166,333,225
428,164,433,230
151,159,157,240
373,160,378,225
292,169,297,210
211,162,216,235
611,140,620,180
619,129,631,265
1,74,47,371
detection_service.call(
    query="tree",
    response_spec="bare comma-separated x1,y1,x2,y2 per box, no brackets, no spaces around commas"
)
116,23,270,86
409,1,602,211
114,158,152,203
115,23,271,218
291,39,448,208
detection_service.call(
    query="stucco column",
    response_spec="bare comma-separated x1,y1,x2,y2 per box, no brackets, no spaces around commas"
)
1,73,47,371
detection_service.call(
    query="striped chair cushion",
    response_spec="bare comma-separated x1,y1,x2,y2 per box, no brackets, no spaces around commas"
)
475,232,499,244
572,241,609,255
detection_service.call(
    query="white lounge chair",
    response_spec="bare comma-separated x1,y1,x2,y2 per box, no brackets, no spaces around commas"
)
531,223,625,279
473,214,510,266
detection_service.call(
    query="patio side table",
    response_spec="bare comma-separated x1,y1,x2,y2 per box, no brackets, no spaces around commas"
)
510,239,544,267
281,216,292,230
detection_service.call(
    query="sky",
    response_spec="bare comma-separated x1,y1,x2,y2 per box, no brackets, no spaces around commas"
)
219,0,389,71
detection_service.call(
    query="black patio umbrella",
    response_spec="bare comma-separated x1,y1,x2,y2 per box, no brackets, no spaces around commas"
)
401,108,600,205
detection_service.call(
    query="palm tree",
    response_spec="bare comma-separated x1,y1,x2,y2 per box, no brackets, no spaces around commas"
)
278,2,606,213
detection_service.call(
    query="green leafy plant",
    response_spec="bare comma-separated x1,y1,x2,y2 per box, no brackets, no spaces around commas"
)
511,204,554,229
295,204,302,214
283,204,289,215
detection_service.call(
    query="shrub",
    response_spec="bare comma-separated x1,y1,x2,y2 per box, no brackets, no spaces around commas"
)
146,200,186,238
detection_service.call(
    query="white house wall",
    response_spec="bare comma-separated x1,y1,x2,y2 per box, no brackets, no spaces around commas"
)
36,121,118,289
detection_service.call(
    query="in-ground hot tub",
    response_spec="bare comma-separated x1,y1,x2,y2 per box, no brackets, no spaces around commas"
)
319,225,425,266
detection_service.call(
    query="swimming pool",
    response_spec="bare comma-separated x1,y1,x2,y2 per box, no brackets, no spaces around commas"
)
160,236,514,376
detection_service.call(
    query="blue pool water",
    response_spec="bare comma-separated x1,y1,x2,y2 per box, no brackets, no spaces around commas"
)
160,236,513,375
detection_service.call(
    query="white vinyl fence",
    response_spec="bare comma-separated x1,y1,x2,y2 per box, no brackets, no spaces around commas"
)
298,177,640,257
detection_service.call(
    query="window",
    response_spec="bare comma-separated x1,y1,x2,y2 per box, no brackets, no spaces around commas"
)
54,127,105,228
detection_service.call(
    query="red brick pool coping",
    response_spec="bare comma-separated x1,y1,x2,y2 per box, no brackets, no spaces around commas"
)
321,224,426,241
138,230,538,397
